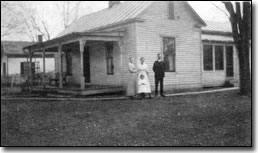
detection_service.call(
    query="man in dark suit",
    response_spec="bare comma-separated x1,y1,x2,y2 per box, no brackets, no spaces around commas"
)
153,53,166,97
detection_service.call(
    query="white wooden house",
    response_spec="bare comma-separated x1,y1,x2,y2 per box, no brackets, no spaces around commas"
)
23,1,244,92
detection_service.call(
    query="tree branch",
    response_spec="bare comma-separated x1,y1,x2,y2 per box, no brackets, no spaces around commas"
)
236,2,244,37
211,2,230,19
223,2,240,44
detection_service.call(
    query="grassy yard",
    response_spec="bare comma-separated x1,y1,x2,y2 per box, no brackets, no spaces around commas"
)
1,90,251,146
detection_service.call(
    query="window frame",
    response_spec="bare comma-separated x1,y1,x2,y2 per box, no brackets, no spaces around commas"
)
162,37,176,72
203,43,228,72
21,62,35,77
203,45,214,71
3,62,7,77
215,45,225,71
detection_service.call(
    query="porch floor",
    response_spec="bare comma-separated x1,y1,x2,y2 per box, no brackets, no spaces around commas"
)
32,85,125,96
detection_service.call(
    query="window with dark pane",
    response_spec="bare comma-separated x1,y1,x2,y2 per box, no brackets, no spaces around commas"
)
66,50,73,76
163,37,176,72
215,46,224,70
21,62,34,77
106,42,114,75
203,45,213,71
31,62,36,76
3,62,6,77
21,62,25,76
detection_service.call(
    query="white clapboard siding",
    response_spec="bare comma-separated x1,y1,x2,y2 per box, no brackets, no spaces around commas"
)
99,23,138,86
135,1,202,90
88,41,122,86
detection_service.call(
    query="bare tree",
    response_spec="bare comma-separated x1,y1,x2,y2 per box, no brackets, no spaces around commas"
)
18,2,51,41
222,2,251,96
55,1,81,29
1,1,52,41
1,1,24,37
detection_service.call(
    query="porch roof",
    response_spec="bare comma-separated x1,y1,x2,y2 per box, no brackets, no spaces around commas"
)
202,34,234,43
23,31,125,52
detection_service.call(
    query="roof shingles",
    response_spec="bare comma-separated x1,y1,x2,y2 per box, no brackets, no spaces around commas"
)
1,41,35,55
57,1,153,37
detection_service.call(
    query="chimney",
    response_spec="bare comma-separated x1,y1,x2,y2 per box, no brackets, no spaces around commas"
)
38,35,43,42
109,1,120,8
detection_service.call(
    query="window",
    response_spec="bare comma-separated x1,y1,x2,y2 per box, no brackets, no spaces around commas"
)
21,62,35,77
168,2,175,20
3,62,6,77
215,46,224,70
66,50,72,76
21,62,28,77
163,37,176,72
106,43,114,75
203,45,213,71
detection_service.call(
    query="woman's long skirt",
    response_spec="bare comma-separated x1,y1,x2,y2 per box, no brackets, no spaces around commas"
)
126,73,137,96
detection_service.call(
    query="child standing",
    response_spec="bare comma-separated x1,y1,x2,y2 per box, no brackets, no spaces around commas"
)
138,74,148,100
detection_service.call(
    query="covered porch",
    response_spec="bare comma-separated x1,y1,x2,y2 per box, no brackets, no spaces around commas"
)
24,31,125,95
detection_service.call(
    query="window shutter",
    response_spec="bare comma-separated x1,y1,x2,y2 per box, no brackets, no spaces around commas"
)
169,2,175,20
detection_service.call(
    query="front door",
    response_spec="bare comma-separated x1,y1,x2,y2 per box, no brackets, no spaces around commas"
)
84,46,90,83
226,46,234,77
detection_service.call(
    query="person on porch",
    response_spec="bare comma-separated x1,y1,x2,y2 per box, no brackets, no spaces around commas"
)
126,57,137,99
153,53,166,97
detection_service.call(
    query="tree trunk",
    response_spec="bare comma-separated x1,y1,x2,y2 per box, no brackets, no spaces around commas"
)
237,41,251,96
224,2,251,96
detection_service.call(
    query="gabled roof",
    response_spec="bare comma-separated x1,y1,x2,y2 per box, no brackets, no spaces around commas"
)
57,1,153,37
1,41,36,55
185,2,207,27
57,1,206,38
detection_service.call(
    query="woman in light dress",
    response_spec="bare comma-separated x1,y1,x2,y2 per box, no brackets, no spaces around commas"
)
126,57,137,99
137,57,152,99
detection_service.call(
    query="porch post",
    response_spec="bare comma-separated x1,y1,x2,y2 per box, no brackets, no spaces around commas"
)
118,41,123,85
42,48,46,88
58,44,63,88
29,50,33,92
79,39,86,90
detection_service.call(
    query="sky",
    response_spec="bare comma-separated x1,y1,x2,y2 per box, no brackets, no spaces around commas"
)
2,1,231,41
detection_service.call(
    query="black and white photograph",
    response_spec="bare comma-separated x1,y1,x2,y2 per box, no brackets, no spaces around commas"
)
1,1,252,147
